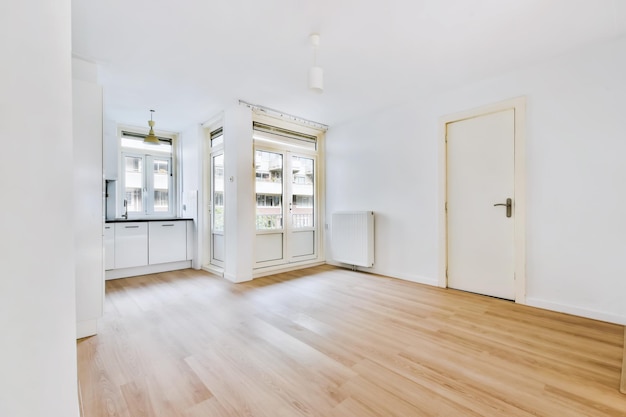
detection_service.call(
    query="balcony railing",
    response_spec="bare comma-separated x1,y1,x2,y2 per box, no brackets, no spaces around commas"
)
256,214,282,230
256,214,313,229
292,214,313,228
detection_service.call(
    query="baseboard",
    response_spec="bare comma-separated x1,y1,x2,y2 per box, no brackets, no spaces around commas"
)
526,297,626,325
326,261,439,287
76,319,98,339
388,272,439,287
223,272,253,283
253,260,326,279
105,260,192,280
201,264,224,277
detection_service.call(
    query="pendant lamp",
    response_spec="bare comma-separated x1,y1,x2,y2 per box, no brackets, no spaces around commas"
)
144,109,160,144
308,33,323,93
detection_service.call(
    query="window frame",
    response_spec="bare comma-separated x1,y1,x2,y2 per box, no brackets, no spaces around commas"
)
118,126,179,219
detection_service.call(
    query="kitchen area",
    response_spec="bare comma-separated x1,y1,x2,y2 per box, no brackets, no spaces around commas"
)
74,57,197,339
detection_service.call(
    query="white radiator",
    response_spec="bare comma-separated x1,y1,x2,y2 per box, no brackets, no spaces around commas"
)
331,211,375,267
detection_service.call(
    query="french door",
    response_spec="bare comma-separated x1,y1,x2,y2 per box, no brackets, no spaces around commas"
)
254,148,318,267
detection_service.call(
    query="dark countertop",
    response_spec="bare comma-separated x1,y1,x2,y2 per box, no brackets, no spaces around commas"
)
105,218,193,224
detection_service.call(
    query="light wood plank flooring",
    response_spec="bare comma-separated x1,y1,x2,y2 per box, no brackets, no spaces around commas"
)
77,265,626,417
621,328,626,394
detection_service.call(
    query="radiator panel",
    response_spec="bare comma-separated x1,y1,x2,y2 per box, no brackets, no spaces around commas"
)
331,211,374,267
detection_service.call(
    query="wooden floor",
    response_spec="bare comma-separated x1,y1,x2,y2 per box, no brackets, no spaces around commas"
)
77,265,626,417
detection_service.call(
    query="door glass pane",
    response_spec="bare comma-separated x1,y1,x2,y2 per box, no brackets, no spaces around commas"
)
211,135,223,148
153,158,170,212
291,156,314,228
212,153,224,232
255,150,283,230
124,156,143,212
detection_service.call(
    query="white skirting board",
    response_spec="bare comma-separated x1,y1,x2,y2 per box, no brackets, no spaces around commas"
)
105,260,192,280
76,319,98,339
526,297,626,325
331,211,374,267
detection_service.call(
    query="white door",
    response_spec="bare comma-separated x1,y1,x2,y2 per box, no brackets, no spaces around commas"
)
287,154,317,262
447,109,515,300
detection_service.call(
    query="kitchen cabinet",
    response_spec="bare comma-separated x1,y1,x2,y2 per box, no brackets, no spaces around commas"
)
105,219,193,279
114,222,148,268
149,221,187,264
104,224,115,270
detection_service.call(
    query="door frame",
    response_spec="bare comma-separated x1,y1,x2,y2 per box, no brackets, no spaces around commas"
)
437,97,527,303
201,115,225,275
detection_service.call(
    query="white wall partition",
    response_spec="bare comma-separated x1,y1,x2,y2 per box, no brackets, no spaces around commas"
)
222,104,255,282
0,0,80,416
73,59,104,338
180,124,202,269
326,34,626,324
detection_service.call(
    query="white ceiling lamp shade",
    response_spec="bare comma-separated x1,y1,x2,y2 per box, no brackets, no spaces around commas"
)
144,109,160,144
308,33,323,93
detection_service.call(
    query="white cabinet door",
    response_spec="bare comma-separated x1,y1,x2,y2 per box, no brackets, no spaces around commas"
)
114,222,148,268
103,225,115,270
149,221,187,264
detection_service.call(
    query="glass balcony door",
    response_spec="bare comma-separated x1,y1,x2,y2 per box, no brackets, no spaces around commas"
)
288,154,316,261
255,148,317,267
210,152,225,267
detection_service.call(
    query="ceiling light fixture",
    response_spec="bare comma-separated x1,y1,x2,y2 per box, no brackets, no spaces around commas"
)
144,109,160,144
308,33,323,93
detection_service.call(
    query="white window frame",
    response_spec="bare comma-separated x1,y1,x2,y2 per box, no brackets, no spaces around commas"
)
118,126,179,219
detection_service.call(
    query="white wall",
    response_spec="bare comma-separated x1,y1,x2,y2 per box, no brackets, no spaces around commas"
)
223,104,255,283
0,0,80,416
326,35,626,324
180,124,202,268
326,105,439,285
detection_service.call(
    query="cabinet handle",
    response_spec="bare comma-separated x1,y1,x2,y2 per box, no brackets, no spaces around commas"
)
125,226,139,229
162,224,175,227
105,226,111,229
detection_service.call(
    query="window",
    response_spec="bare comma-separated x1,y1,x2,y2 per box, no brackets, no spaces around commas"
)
256,195,281,207
120,130,176,217
254,150,283,230
210,127,224,148
212,153,224,232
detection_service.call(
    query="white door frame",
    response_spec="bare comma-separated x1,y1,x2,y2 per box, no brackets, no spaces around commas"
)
437,97,527,303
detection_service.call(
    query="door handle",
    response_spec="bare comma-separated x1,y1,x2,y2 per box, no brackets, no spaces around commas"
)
493,198,512,218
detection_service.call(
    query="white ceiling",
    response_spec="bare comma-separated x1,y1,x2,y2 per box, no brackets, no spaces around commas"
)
72,0,626,132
